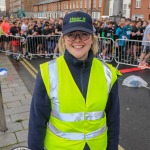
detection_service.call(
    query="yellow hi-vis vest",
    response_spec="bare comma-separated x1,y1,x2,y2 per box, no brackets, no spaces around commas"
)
40,55,120,150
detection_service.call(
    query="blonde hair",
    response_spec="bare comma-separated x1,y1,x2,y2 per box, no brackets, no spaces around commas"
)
58,34,98,55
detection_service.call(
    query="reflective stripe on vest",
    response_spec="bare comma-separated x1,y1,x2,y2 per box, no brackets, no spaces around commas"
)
47,122,107,140
48,60,110,122
46,59,112,140
102,62,112,94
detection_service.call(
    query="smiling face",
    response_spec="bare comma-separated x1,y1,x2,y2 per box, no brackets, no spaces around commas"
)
64,31,93,60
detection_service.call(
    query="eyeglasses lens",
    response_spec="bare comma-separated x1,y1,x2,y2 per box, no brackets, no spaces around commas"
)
65,32,90,42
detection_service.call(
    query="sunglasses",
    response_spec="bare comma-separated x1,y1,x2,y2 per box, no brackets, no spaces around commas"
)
64,31,91,42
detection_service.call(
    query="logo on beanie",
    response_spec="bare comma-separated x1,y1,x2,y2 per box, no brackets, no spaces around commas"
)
69,17,86,23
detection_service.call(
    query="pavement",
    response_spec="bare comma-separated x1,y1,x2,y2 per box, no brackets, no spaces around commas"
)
0,53,31,149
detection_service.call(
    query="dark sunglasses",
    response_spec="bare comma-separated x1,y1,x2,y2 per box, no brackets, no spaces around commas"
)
64,31,91,42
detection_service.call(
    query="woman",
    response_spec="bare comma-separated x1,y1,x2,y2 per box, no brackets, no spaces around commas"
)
28,11,121,150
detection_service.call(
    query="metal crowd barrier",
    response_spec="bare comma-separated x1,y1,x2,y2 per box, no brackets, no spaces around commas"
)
115,39,150,68
1,34,150,69
0,34,26,60
97,37,115,62
26,35,61,60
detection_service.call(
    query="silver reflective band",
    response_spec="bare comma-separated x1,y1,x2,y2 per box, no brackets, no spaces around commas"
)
52,111,104,122
86,111,104,120
52,111,84,122
102,63,112,93
48,123,107,140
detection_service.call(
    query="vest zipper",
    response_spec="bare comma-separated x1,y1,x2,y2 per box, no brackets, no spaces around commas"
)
80,61,85,96
81,61,86,140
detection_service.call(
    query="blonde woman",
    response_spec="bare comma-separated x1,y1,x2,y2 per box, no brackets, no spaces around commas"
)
28,11,121,150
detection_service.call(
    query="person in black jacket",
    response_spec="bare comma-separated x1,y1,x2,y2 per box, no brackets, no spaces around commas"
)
10,21,19,58
28,11,120,150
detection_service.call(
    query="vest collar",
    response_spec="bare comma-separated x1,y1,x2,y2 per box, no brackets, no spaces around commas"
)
64,50,93,69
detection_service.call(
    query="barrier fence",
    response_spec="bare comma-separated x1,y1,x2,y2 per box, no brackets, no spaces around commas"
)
0,34,26,60
115,39,150,68
26,35,60,59
0,34,150,68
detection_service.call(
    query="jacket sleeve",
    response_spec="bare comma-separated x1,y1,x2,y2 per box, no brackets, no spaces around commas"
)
28,71,51,150
106,80,120,150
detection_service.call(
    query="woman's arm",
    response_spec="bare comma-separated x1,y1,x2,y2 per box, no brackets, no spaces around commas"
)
28,71,51,150
105,80,120,150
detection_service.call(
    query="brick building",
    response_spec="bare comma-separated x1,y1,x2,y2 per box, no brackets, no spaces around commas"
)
5,0,10,17
33,0,108,19
5,0,38,18
130,0,150,20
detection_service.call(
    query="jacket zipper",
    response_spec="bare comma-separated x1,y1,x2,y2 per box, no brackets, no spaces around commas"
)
80,61,86,140
80,61,85,95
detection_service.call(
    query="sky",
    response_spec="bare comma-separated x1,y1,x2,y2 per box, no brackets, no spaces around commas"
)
0,0,5,11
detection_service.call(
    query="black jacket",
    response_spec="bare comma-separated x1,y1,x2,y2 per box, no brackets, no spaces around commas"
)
28,50,120,150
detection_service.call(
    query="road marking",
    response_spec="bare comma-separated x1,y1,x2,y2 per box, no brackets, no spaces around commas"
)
20,61,37,79
119,145,125,150
23,58,38,74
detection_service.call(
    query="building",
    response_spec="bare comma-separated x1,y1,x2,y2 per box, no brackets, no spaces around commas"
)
0,9,6,17
123,0,131,18
33,0,107,19
109,0,123,17
130,0,150,20
5,0,38,18
5,0,10,16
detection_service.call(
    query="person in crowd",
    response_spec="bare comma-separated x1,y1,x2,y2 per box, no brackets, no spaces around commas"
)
28,11,121,150
35,22,43,56
42,23,51,58
46,23,55,58
101,21,114,60
130,21,141,61
124,18,132,61
1,17,11,54
53,17,63,59
9,21,19,58
21,18,28,36
138,20,150,69
27,24,36,55
115,22,126,61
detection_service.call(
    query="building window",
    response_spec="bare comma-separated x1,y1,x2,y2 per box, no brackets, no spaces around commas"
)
136,0,141,8
99,0,102,7
73,1,75,9
88,0,91,9
70,1,72,9
66,2,68,9
132,14,144,20
80,0,82,8
76,0,78,8
93,0,96,8
84,0,86,8
123,4,127,15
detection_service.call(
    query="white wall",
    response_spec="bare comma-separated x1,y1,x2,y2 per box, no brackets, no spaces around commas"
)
123,0,131,18
109,0,130,18
109,0,114,16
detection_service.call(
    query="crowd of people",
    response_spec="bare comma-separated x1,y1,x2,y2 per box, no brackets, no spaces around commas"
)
0,16,150,68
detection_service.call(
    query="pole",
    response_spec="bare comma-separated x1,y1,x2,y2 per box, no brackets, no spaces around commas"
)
0,82,7,132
